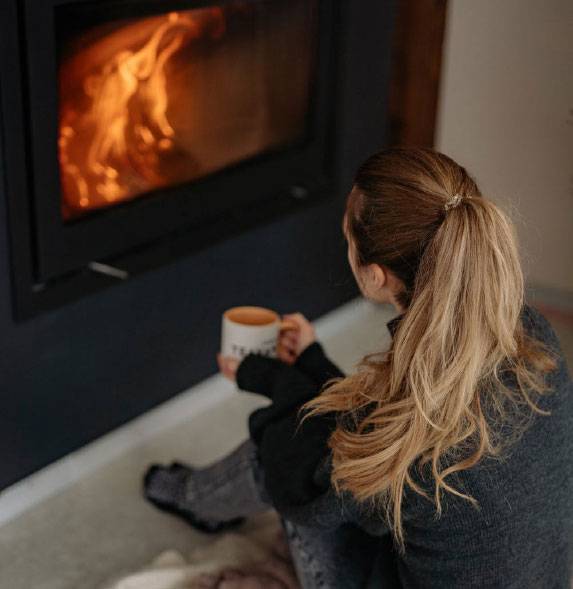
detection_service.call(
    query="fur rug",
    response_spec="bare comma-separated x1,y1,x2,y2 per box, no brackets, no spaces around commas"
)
102,511,300,589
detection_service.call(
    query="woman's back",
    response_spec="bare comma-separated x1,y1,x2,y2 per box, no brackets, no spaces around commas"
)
236,146,573,587
290,146,573,587
379,304,573,587
243,303,572,588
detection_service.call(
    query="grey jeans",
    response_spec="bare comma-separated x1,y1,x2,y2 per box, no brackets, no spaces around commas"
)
185,437,340,588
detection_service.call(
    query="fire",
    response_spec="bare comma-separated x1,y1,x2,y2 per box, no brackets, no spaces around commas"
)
58,7,226,219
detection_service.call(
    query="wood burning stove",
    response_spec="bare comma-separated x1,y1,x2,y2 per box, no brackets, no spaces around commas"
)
57,2,318,222
1,0,336,318
0,0,398,491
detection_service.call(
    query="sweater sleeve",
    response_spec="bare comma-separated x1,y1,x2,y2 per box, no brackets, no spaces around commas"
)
294,341,346,388
262,434,392,536
237,353,324,409
236,349,391,535
236,353,327,445
235,353,285,401
235,342,345,402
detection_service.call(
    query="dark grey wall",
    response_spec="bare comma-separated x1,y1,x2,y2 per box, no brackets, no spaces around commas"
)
0,1,396,490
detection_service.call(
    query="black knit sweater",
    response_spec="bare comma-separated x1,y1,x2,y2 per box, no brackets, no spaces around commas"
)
236,305,573,588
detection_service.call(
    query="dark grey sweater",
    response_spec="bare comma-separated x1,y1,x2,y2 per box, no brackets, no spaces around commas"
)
236,304,573,588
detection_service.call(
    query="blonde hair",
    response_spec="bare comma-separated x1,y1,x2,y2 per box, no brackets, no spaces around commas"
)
297,147,559,552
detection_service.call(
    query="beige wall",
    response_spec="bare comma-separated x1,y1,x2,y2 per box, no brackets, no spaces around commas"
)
435,0,573,295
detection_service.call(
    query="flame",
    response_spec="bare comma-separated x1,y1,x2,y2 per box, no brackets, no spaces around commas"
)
58,7,226,218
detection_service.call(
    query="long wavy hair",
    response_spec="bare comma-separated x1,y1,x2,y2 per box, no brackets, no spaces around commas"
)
297,147,559,552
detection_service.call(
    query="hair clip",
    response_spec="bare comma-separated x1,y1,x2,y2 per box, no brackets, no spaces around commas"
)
444,193,463,211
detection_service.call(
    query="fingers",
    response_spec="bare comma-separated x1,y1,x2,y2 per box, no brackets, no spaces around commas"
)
282,312,308,328
218,353,236,367
279,334,298,357
283,312,305,321
217,353,239,380
280,330,298,347
277,343,296,365
277,330,295,350
278,341,297,358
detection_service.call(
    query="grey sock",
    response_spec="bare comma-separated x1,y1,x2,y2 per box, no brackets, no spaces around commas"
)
143,463,244,531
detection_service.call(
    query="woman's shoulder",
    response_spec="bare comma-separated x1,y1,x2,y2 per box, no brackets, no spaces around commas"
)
521,302,562,351
520,302,571,390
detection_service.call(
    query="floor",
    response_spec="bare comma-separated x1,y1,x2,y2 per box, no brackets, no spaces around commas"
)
0,296,571,589
0,297,398,589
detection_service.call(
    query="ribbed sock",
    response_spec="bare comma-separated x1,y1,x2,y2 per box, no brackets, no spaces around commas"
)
143,462,245,533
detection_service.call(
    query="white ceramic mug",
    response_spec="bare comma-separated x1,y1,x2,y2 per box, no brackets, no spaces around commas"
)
221,306,298,360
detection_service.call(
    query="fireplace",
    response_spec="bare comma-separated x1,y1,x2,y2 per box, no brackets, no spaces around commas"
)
0,0,398,490
57,2,317,220
1,0,336,318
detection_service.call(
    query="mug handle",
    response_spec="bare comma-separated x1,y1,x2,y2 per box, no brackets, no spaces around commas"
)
279,319,299,332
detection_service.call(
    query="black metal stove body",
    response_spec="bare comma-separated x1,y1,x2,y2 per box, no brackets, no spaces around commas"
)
2,0,336,318
0,0,398,490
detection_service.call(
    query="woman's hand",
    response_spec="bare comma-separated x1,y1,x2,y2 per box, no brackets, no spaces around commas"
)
217,353,240,382
218,312,316,378
278,312,317,365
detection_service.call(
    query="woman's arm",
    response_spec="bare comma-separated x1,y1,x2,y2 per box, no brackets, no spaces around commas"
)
236,352,393,535
294,341,346,388
236,353,323,407
236,353,327,444
235,352,339,500
233,340,386,533
278,312,346,388
256,411,392,536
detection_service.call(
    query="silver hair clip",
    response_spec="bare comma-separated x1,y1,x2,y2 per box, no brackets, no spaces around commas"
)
444,193,463,211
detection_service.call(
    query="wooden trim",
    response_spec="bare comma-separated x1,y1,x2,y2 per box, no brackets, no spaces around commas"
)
388,0,449,147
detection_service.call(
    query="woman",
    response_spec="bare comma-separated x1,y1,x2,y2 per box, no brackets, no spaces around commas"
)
144,147,573,588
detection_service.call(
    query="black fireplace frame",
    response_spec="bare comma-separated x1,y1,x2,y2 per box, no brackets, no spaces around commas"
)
0,0,338,319
0,0,400,492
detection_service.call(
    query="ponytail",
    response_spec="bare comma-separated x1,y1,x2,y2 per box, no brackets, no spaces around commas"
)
297,147,559,552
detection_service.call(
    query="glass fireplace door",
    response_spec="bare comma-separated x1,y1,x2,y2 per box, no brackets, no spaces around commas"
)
19,0,333,281
56,0,318,220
